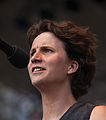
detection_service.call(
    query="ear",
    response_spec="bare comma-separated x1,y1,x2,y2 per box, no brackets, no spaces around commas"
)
67,60,79,75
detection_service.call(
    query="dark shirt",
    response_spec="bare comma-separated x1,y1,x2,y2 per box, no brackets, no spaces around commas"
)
59,102,96,120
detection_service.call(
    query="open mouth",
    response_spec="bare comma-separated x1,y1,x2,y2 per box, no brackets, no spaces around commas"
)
32,67,46,73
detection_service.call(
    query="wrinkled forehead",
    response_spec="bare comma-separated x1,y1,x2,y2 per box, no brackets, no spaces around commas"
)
31,32,64,49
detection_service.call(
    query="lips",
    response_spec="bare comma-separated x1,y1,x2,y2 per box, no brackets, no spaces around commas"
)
32,66,46,73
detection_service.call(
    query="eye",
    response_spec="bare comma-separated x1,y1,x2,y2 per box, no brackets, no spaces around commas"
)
30,50,36,57
42,48,54,53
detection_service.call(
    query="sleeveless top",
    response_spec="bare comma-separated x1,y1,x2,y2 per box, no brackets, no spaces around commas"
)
59,102,96,120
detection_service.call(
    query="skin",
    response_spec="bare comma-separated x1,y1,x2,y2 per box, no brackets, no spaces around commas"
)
28,32,78,120
28,32,106,120
90,106,106,120
28,32,78,91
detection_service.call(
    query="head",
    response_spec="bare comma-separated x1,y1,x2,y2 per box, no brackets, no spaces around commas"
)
27,19,97,99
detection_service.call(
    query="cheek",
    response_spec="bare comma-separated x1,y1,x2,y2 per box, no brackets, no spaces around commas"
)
45,54,69,82
27,60,31,72
46,54,67,71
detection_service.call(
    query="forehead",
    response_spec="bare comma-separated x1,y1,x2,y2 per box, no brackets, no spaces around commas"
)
31,32,64,48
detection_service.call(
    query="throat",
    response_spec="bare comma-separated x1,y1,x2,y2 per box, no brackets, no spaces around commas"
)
41,91,76,120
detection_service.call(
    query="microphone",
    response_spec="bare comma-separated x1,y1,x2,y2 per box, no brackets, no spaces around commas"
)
0,38,29,68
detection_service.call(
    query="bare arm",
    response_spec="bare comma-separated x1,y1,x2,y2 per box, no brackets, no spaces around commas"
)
90,106,106,120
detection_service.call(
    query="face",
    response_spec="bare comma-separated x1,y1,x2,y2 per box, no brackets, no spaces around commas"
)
28,32,75,89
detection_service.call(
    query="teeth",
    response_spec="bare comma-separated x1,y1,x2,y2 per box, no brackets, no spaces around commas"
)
33,68,43,72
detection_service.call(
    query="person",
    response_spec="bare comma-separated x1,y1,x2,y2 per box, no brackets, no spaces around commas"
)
27,19,106,120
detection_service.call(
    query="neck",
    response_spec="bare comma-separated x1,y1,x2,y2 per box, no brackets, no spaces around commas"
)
40,81,76,120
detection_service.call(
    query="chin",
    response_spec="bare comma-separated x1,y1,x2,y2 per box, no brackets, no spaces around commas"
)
31,79,48,92
31,75,47,86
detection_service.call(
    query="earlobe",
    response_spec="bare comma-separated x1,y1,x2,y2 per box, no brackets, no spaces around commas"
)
67,60,79,75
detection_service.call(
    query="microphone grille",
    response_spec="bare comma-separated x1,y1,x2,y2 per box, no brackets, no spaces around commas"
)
8,46,29,68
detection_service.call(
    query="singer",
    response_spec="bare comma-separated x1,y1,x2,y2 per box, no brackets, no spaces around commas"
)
27,20,106,120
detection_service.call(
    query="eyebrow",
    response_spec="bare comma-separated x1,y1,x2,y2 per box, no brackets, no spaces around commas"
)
30,45,55,52
41,46,54,49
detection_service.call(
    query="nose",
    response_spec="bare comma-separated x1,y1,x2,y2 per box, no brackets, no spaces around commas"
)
31,51,42,63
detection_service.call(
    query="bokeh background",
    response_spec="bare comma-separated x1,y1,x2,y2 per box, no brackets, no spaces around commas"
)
0,0,106,120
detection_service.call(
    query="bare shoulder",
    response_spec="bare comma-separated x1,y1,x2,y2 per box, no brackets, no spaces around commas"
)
90,105,106,120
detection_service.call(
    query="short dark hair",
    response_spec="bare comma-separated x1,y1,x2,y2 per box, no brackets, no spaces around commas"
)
27,19,97,99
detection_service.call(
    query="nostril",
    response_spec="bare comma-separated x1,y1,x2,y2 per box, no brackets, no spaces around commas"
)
31,58,42,63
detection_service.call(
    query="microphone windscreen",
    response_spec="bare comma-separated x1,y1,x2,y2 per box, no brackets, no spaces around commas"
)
8,46,29,68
